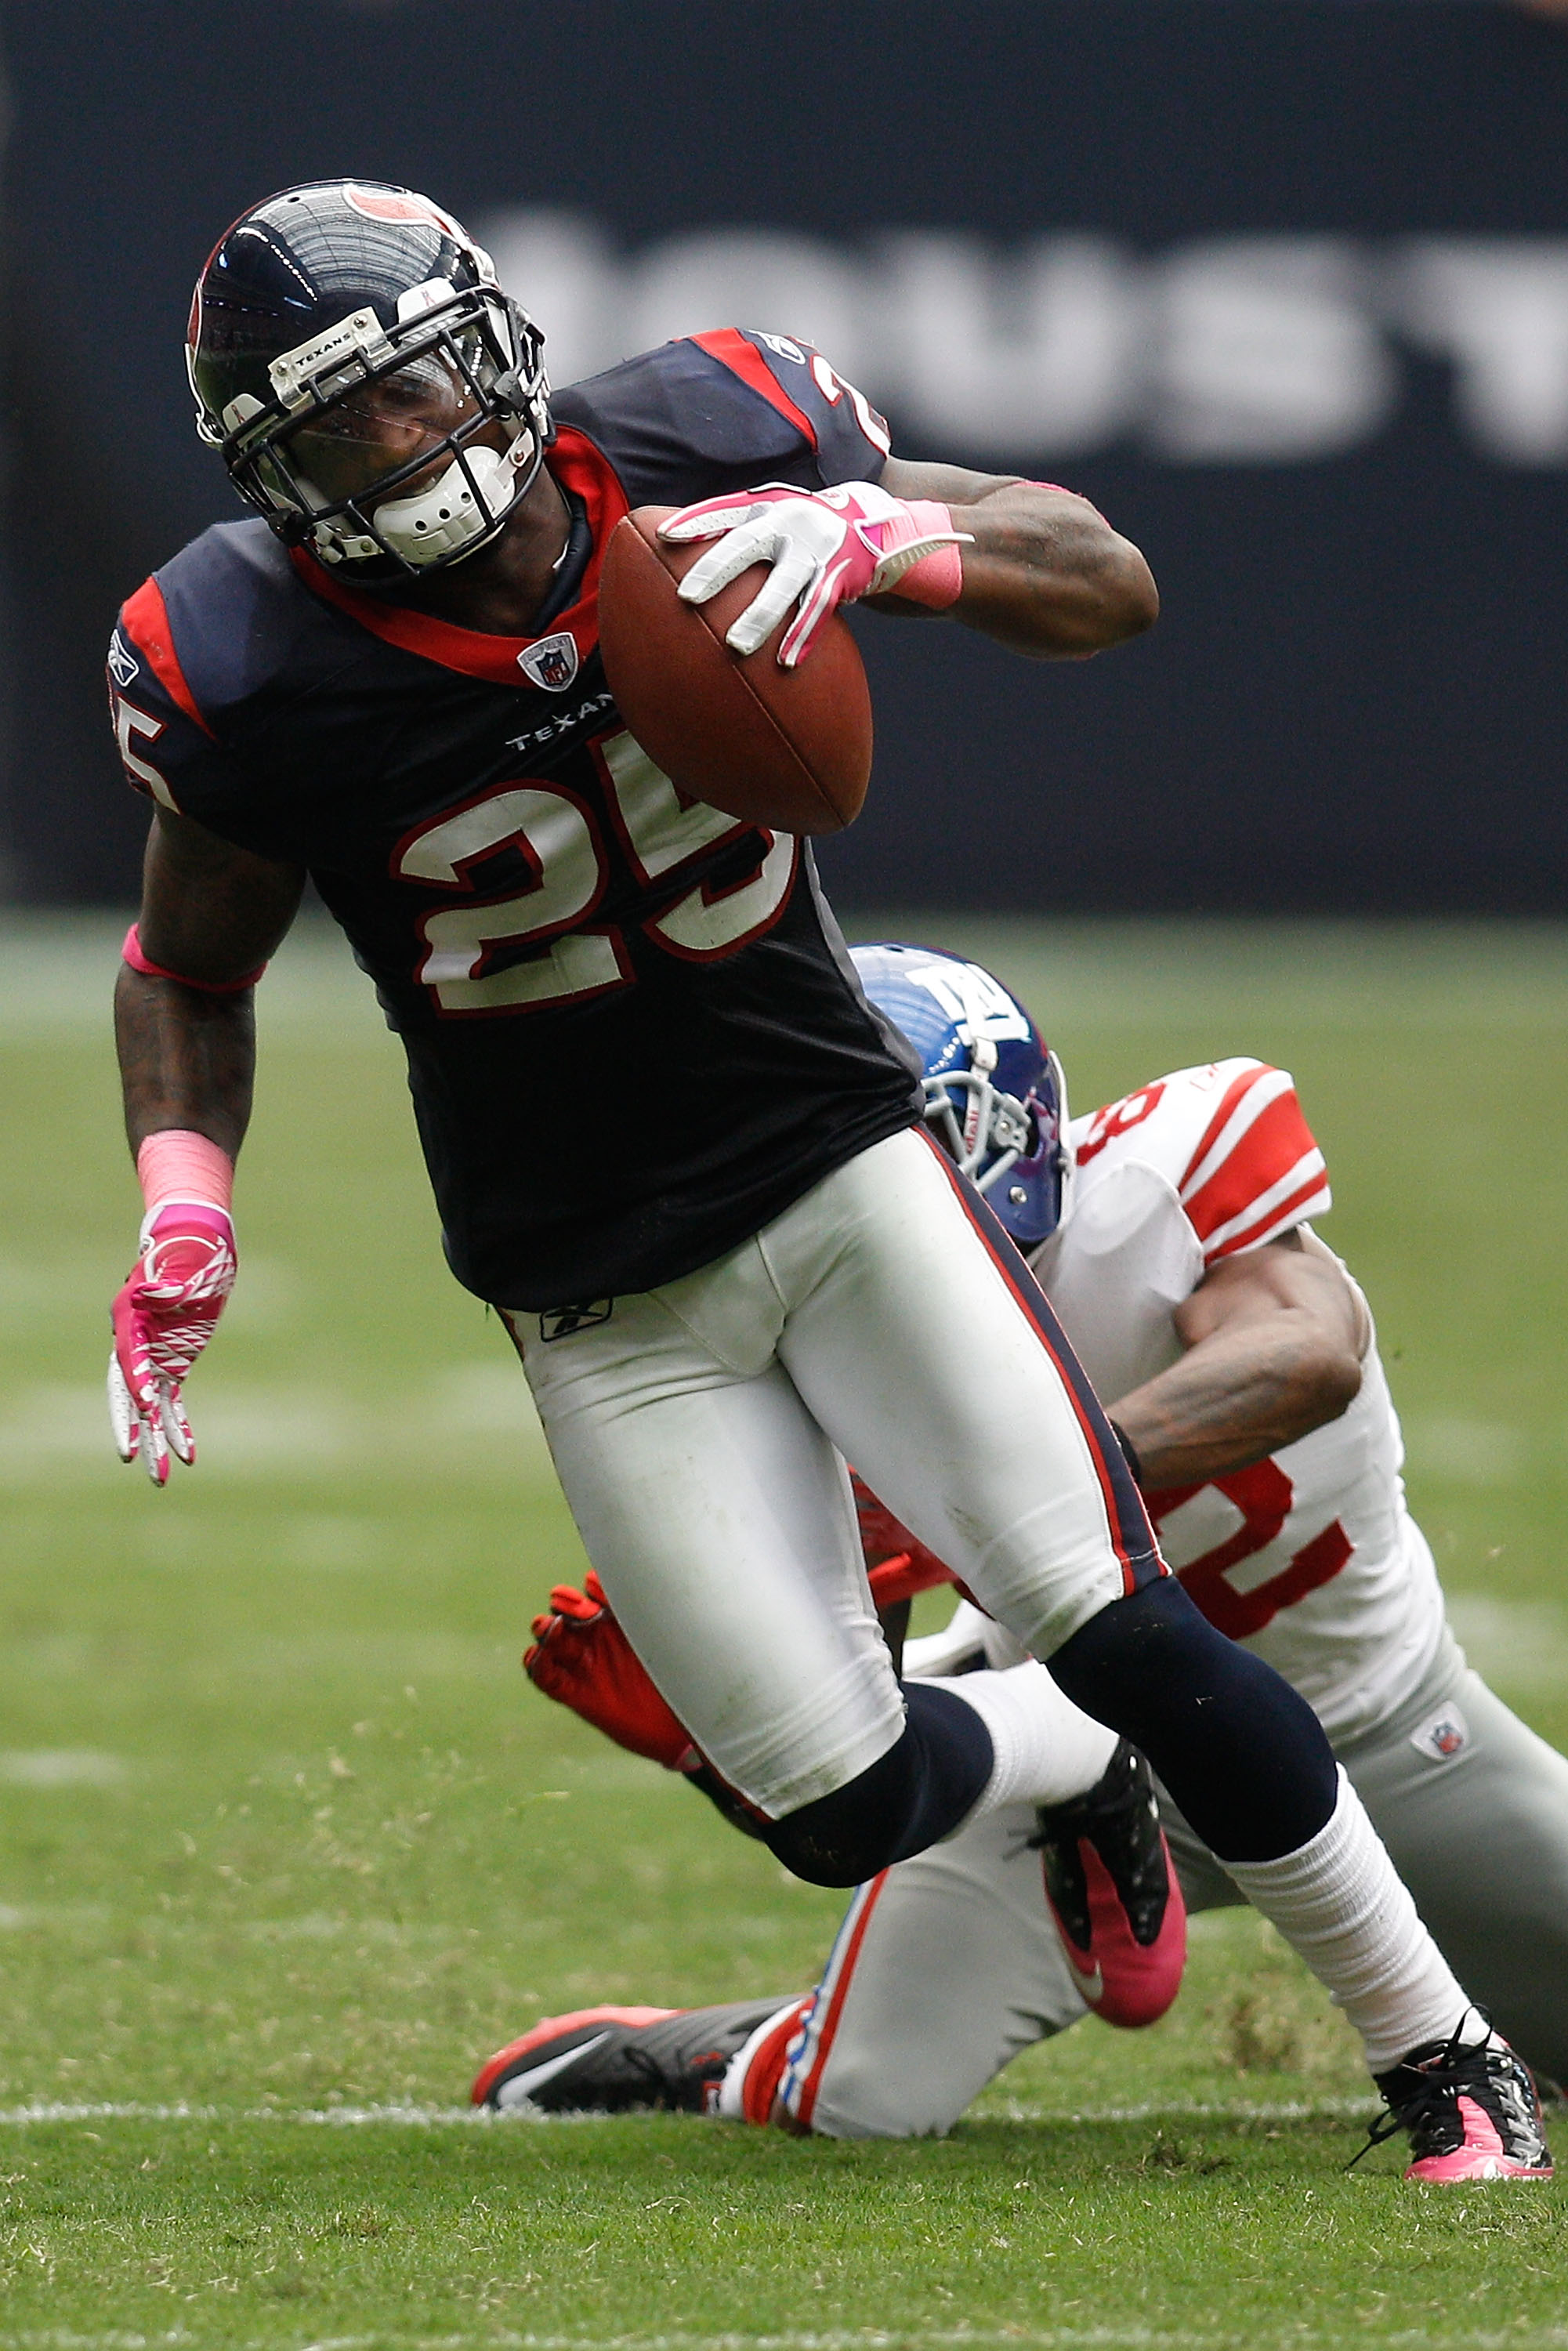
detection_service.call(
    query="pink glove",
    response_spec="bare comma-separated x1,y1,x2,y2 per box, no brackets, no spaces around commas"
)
660,481,972,668
108,1201,237,1484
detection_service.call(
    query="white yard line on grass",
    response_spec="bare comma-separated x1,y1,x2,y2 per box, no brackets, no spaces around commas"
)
0,2096,1374,2128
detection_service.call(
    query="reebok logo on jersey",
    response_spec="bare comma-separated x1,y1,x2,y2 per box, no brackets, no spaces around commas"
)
1410,1702,1470,1762
518,632,580,693
107,632,139,689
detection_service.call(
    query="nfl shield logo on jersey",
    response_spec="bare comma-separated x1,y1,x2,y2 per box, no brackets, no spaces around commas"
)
519,632,580,693
1410,1703,1470,1762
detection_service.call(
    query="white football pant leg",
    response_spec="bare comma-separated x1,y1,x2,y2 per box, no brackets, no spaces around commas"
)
777,1801,1088,2138
514,1128,1150,1820
768,1131,1154,1661
1323,1661,1568,2086
512,1255,900,1817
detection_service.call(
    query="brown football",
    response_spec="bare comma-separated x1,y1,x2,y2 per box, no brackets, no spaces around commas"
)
597,505,873,835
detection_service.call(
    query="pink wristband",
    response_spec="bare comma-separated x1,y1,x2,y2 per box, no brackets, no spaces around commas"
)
884,500,966,610
137,1129,235,1215
122,923,267,994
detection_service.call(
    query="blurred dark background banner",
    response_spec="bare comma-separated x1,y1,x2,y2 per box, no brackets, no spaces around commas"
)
3,0,1566,911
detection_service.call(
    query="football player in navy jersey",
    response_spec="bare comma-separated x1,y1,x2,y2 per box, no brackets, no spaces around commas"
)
105,180,1543,2176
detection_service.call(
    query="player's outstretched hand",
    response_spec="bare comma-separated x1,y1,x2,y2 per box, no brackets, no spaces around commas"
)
107,1202,237,1485
525,1572,697,1770
660,482,970,668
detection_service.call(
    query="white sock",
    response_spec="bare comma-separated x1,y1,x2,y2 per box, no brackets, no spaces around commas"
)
1223,1768,1475,2074
927,1662,1120,1820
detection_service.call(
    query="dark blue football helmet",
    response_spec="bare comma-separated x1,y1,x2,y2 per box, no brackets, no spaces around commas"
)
851,942,1070,1248
186,179,552,578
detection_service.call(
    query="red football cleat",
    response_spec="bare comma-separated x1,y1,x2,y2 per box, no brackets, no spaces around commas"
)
471,1998,793,2114
1030,1740,1187,2029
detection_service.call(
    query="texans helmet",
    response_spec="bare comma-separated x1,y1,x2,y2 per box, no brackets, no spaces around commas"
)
186,179,551,577
851,942,1070,1248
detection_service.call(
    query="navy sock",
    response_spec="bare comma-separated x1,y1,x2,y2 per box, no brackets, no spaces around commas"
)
1049,1576,1338,1863
763,1682,994,1888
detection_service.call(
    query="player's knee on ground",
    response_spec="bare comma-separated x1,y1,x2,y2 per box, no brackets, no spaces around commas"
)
762,1683,993,1887
1050,1578,1338,1863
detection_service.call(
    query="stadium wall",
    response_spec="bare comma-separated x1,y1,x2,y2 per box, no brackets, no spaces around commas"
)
2,0,1566,912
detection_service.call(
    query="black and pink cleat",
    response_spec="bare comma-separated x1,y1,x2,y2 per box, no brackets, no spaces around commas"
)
1030,1739,1187,2030
1362,2023,1553,2182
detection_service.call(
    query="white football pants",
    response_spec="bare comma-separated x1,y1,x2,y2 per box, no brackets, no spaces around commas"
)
775,1638,1568,2135
508,1128,1158,1817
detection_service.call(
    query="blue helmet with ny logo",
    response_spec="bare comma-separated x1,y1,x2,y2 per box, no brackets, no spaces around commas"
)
850,942,1070,1248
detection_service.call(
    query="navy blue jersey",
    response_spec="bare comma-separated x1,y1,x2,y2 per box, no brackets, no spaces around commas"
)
108,331,923,1310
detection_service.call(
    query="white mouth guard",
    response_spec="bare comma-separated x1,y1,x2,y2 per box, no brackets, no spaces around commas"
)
371,428,534,564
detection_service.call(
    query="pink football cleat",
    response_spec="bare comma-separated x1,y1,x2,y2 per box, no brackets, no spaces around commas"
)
1362,2023,1553,2181
1031,1740,1187,2029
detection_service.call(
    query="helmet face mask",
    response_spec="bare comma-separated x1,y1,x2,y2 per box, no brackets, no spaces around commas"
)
849,943,1071,1250
187,182,552,579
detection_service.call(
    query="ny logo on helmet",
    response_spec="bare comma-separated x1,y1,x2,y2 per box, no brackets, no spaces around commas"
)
518,632,580,693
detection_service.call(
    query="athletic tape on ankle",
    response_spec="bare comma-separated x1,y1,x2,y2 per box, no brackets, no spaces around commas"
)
122,923,267,994
136,1129,235,1216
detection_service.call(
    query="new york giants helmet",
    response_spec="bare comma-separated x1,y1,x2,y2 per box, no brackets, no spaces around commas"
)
851,943,1070,1248
186,179,552,578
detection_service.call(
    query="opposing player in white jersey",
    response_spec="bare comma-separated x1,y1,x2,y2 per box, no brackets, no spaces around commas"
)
477,945,1568,2175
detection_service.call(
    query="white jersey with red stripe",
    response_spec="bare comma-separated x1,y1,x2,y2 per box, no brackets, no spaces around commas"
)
1029,1058,1447,1744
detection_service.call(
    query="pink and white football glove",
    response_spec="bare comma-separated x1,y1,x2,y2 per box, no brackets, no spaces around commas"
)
107,1201,237,1484
660,482,971,668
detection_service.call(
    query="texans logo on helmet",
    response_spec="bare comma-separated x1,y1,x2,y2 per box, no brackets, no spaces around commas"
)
345,184,465,236
518,632,581,693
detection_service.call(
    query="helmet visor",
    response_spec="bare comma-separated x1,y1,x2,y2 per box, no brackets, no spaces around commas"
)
279,329,494,507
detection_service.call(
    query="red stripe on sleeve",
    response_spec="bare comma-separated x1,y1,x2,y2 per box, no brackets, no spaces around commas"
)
689,329,820,450
1178,1064,1274,1200
1206,1168,1331,1262
119,578,215,741
1183,1090,1325,1249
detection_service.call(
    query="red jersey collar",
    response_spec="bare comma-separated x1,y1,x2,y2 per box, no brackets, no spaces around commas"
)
287,426,629,687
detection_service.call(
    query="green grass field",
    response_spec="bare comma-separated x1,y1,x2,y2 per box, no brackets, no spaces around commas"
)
2,912,1568,2348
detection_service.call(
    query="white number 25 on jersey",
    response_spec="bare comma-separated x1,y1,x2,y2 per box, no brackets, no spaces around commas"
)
393,732,798,1015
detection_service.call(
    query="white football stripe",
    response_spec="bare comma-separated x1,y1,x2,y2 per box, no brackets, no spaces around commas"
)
0,2092,1373,2128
